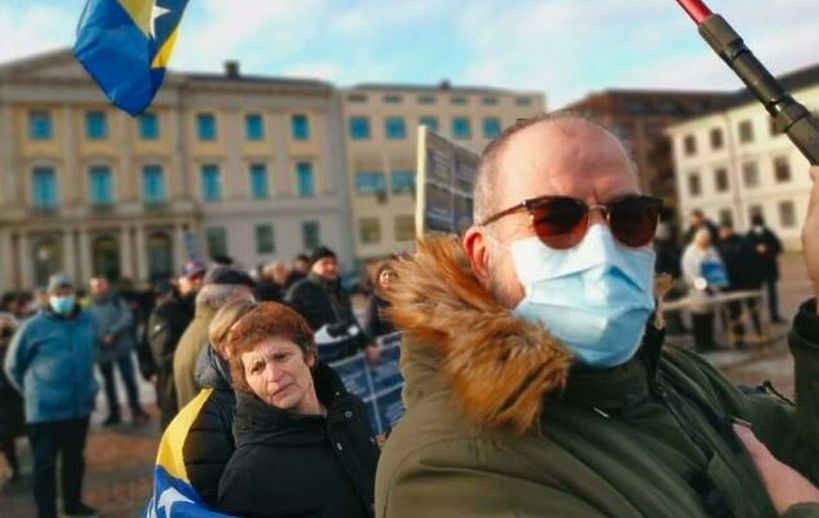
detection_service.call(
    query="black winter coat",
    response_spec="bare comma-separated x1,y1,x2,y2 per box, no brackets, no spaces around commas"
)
0,332,25,440
148,299,189,429
747,226,783,280
365,295,395,338
182,345,236,506
285,274,357,332
217,363,379,518
717,234,764,290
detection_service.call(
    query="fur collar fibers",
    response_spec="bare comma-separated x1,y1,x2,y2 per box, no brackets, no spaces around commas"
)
384,236,572,434
384,237,672,435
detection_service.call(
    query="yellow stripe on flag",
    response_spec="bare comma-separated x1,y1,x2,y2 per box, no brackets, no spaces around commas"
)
155,387,215,483
118,0,153,37
151,26,179,69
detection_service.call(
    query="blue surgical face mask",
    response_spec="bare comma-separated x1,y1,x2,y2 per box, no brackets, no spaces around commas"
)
49,295,75,316
508,224,656,368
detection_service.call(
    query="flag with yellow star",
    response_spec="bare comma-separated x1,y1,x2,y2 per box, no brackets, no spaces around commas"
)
73,0,189,116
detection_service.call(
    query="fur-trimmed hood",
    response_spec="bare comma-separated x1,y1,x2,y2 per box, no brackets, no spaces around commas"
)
384,236,671,435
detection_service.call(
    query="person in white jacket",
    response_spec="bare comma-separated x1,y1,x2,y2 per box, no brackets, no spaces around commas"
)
681,228,726,351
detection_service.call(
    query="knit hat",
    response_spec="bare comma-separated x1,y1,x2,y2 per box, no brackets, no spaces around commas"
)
203,266,255,288
309,246,337,265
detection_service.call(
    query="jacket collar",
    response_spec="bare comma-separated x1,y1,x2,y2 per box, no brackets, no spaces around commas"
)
385,236,669,434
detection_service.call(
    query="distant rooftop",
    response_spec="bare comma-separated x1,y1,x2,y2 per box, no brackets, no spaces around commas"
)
348,80,537,96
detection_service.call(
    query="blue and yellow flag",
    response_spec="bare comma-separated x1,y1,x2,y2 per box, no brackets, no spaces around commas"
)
73,0,189,116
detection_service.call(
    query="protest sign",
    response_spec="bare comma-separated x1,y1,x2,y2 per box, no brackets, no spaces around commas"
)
415,126,480,237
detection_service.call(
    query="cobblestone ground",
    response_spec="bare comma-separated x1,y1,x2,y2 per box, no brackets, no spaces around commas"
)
0,254,812,516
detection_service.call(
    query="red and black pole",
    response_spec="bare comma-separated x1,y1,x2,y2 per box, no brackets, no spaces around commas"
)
676,0,819,165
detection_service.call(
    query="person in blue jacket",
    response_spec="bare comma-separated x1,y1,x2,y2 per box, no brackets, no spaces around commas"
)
4,273,99,518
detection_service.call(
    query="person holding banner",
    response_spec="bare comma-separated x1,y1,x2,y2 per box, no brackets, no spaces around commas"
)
375,114,819,517
286,246,379,364
215,301,379,517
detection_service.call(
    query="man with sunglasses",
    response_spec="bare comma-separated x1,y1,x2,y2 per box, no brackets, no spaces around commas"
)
375,114,819,517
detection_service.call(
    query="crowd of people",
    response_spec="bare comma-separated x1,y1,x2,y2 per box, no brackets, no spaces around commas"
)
654,209,785,351
2,113,819,517
0,245,393,517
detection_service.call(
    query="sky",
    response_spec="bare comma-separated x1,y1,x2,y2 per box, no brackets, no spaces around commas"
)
1,0,818,108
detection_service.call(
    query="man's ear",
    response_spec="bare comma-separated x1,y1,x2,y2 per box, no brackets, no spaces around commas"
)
305,350,317,369
463,226,492,289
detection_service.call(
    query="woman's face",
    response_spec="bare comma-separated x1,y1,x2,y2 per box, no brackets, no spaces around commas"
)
240,336,317,413
378,269,393,290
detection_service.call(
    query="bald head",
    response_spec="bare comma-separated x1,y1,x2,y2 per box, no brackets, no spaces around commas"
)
473,114,638,224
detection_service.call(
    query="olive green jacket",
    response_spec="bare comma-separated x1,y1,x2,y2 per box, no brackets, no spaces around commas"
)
376,237,819,518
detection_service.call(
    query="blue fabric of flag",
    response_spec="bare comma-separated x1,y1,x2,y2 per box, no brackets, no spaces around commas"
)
73,0,188,116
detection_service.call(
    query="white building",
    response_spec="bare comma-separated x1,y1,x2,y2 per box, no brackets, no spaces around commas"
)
667,65,819,250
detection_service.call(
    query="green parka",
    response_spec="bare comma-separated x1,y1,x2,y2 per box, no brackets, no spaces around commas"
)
375,237,819,518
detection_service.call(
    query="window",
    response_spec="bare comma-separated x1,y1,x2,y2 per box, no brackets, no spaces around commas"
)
683,135,697,156
385,117,406,140
451,96,468,105
742,162,759,188
714,168,729,192
383,95,403,104
359,218,381,244
255,224,275,254
291,114,310,140
774,156,791,183
515,97,532,106
200,164,221,202
349,117,371,140
296,162,315,197
452,117,471,140
245,114,264,141
302,221,320,250
738,120,754,143
481,97,498,106
347,94,368,103
249,163,269,200
32,167,57,209
709,128,723,150
206,227,228,258
419,116,439,132
355,172,386,195
417,95,436,104
142,165,166,203
139,113,159,140
29,110,52,140
88,166,113,205
687,172,701,197
718,209,734,228
483,117,501,139
395,215,415,242
197,113,216,141
86,111,107,140
778,201,796,228
391,170,415,195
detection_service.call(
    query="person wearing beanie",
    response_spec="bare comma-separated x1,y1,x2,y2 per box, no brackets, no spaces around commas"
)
285,246,379,363
3,274,99,517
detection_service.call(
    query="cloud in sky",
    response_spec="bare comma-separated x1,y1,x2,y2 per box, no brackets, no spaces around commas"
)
3,1,819,108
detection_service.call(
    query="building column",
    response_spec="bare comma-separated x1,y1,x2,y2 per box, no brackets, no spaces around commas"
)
62,104,79,208
62,228,76,282
135,225,148,282
0,229,14,292
119,226,135,280
0,104,17,207
17,232,33,290
78,228,92,284
173,223,186,272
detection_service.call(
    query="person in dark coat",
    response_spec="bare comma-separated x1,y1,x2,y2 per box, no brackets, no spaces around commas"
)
365,260,397,338
747,214,785,323
682,209,719,245
253,261,288,302
0,313,24,486
215,302,379,518
286,246,378,363
717,224,763,346
285,254,310,289
147,281,186,431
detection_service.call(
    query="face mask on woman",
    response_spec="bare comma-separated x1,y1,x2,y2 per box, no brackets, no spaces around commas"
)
507,225,656,368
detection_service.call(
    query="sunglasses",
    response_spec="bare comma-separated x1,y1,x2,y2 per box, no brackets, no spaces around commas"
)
480,194,663,249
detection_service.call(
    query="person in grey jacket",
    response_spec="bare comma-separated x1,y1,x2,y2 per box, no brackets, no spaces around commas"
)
87,277,148,426
4,273,99,518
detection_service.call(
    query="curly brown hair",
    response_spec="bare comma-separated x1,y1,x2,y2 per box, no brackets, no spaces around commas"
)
214,301,316,394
